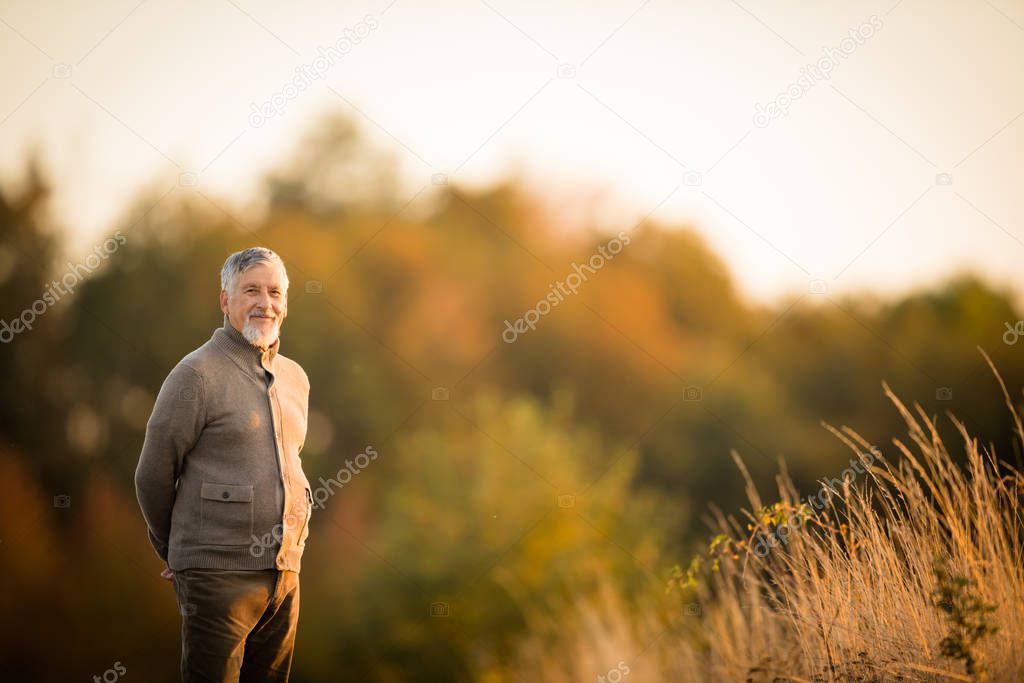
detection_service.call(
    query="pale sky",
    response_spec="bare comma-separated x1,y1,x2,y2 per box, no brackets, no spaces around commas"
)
1,0,1022,306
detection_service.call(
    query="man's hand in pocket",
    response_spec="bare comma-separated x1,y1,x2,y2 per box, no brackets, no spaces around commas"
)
161,566,174,581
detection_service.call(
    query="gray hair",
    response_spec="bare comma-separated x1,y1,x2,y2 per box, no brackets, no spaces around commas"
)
220,247,289,294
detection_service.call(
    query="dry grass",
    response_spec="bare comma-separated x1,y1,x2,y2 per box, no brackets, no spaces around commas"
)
510,350,1024,682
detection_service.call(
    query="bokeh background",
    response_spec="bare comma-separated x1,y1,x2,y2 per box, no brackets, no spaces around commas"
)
1,0,1023,680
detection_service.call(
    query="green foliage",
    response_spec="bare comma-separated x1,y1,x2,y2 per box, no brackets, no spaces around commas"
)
931,557,999,678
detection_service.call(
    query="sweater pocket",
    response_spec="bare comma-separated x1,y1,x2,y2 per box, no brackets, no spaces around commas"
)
199,482,254,546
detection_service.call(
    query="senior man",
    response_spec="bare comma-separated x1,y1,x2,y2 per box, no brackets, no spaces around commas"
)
135,247,312,683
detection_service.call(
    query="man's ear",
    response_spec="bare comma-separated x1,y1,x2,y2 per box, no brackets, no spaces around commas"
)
219,289,229,316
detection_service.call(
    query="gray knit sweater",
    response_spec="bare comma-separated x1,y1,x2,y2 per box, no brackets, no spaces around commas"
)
134,315,311,572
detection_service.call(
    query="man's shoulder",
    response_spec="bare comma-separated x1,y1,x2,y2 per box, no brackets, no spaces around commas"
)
174,337,229,378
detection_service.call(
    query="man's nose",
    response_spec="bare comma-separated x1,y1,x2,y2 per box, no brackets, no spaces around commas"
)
257,290,272,308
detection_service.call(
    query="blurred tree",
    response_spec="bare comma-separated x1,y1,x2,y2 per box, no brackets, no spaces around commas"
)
1,111,1022,681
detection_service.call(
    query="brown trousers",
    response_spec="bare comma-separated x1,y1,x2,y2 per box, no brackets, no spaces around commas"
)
171,568,300,683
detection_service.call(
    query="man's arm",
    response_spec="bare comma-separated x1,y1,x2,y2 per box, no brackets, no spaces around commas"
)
134,362,205,562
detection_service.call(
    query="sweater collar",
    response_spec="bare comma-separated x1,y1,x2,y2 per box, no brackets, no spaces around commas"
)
213,314,280,380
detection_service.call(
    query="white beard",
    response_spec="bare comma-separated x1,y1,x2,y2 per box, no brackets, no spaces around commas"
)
242,314,280,349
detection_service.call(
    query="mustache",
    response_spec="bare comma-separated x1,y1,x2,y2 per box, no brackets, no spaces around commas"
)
248,308,277,319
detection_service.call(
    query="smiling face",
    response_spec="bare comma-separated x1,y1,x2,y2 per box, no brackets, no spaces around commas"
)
219,261,288,349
